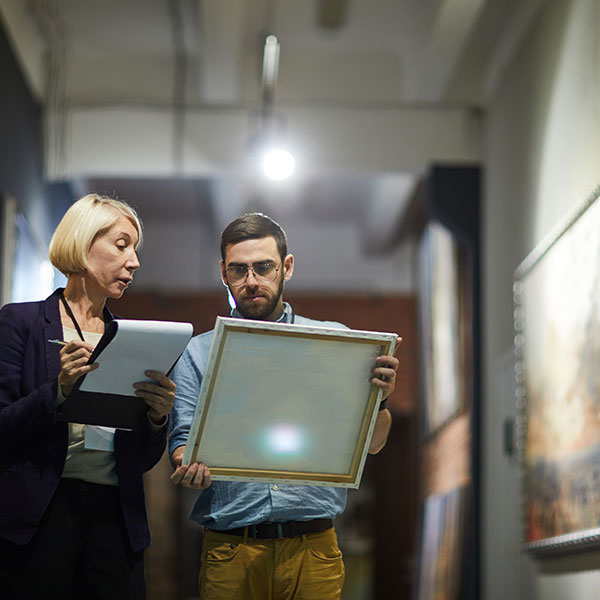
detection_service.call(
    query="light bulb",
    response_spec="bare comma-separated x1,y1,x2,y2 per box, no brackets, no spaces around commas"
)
262,149,295,181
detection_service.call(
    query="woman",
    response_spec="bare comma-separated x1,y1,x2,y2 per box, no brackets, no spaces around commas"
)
0,194,175,599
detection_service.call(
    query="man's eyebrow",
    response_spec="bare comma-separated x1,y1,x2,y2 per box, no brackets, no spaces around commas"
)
227,260,276,267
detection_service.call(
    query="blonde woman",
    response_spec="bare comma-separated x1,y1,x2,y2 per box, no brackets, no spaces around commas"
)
0,195,175,599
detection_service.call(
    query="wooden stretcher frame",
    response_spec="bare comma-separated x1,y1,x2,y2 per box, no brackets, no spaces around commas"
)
182,317,397,488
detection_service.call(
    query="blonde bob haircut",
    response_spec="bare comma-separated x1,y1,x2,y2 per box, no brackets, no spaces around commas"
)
49,194,143,276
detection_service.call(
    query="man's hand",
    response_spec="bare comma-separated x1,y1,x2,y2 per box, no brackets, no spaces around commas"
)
367,336,401,454
370,336,401,400
170,445,212,489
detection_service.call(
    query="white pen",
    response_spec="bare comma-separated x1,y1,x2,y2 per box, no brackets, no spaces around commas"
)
48,339,68,347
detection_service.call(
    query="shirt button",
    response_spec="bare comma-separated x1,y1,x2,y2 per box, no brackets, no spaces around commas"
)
272,484,279,491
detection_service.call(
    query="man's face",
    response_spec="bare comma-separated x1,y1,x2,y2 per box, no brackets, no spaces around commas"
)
220,236,294,321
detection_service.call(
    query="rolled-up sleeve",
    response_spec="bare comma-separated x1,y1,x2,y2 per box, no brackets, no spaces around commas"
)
168,332,213,455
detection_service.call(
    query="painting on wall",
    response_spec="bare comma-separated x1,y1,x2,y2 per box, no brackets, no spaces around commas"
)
417,221,463,435
416,485,467,600
0,196,17,306
1,196,62,307
514,188,600,553
11,211,58,303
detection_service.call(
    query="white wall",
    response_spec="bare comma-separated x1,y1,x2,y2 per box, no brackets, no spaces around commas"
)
483,0,600,598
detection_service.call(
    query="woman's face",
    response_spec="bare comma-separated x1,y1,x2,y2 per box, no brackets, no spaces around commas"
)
85,212,140,299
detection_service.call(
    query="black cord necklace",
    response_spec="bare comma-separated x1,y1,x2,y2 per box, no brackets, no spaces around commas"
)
59,292,87,342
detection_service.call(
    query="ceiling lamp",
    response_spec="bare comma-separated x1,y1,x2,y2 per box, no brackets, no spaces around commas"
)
262,148,295,181
248,34,295,181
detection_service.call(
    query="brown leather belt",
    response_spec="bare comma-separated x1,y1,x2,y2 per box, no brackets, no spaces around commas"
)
210,518,333,540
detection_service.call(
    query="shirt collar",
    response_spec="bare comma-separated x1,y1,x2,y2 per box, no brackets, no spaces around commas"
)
231,302,293,324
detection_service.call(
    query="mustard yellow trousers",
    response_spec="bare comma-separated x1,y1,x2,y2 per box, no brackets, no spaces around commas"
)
199,527,345,600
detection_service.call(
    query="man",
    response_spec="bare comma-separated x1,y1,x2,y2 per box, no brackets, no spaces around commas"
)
169,213,398,600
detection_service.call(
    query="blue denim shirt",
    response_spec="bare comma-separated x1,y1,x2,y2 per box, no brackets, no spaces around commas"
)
168,303,349,529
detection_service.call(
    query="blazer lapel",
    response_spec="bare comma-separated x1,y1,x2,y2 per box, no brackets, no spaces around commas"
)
42,289,115,379
44,289,63,379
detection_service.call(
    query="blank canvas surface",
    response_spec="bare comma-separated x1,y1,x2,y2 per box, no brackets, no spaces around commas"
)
196,331,380,474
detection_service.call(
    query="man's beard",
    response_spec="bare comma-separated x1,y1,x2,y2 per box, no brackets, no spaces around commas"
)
232,275,285,320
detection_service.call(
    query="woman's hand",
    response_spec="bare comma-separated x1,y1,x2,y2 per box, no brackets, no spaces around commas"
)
133,370,176,425
58,340,98,397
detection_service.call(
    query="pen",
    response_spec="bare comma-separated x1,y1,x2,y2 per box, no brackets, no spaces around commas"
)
48,339,68,346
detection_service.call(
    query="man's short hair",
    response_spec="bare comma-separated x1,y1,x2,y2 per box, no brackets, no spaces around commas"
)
220,213,288,261
49,193,143,276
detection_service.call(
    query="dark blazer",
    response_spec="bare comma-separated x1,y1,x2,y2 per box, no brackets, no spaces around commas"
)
0,288,167,551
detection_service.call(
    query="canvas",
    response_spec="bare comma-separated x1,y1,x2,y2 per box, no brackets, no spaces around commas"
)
182,317,397,488
417,222,463,435
514,188,600,553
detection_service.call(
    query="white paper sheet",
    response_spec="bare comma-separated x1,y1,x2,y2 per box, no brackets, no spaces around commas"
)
79,320,193,396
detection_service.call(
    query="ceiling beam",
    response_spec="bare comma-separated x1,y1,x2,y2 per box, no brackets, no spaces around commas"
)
197,0,246,104
61,104,482,179
0,0,46,100
485,0,547,98
403,0,486,102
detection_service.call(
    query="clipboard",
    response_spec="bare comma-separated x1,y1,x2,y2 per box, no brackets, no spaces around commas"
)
59,319,193,429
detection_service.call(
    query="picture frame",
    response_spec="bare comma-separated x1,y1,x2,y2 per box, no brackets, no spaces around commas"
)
0,196,16,306
1,199,58,304
182,317,397,488
415,485,468,600
416,221,464,435
514,187,600,554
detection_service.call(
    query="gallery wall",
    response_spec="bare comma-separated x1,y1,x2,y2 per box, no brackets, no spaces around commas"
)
0,23,73,301
0,22,45,234
483,0,600,598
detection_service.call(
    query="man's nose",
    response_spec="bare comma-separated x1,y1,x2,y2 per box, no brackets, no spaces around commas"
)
245,267,258,285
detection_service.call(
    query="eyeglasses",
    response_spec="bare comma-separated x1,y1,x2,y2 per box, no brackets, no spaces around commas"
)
225,262,282,286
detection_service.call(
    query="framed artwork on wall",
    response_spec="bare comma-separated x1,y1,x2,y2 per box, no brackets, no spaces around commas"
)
1,196,57,305
416,221,464,435
0,196,16,306
406,166,480,600
415,485,468,600
12,211,57,303
514,187,600,554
